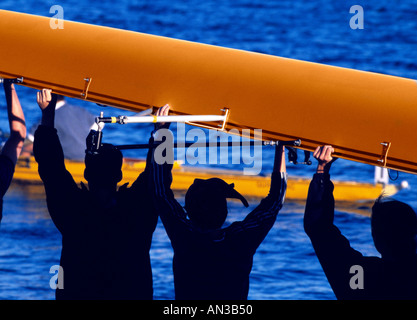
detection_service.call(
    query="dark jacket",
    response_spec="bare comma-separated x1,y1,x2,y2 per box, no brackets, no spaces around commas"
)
151,143,287,300
304,173,417,300
0,154,14,222
34,125,157,300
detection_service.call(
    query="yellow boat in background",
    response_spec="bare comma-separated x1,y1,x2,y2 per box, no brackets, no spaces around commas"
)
12,156,402,203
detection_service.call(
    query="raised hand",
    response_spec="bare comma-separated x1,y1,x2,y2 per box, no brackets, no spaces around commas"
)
313,145,337,174
154,104,171,131
37,89,58,127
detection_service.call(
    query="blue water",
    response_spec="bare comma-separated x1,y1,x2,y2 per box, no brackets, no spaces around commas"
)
0,0,417,300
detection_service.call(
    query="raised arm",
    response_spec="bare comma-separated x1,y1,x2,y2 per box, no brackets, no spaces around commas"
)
33,89,78,232
304,145,337,231
304,145,364,299
33,89,62,169
2,81,26,165
150,105,193,241
37,88,57,127
273,143,286,173
228,143,287,251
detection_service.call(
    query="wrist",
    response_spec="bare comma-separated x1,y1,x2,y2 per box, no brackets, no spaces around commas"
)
41,112,55,127
316,164,325,172
316,163,331,174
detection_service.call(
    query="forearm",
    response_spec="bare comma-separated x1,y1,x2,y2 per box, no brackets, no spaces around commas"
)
41,108,55,127
241,171,287,227
151,157,192,238
265,144,287,205
36,89,56,128
304,173,335,235
269,171,287,200
34,125,66,171
129,137,154,191
150,128,176,197
143,136,156,175
150,135,188,222
0,154,15,200
34,124,79,220
272,144,286,173
2,84,26,164
151,147,175,200
5,84,26,137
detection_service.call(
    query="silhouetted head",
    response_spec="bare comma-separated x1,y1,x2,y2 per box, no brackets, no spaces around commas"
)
184,178,249,230
84,143,123,188
371,196,417,259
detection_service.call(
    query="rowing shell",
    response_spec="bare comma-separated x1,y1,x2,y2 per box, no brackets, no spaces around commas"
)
1,10,417,173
